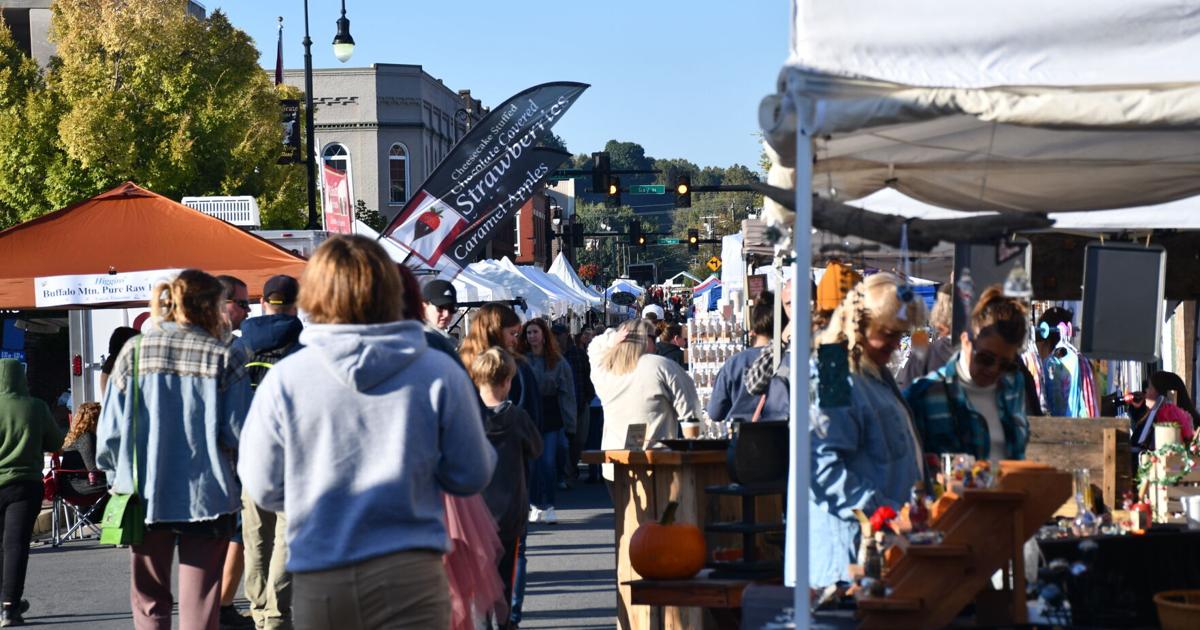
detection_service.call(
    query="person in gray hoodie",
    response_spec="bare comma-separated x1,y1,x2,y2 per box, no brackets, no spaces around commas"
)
238,236,496,630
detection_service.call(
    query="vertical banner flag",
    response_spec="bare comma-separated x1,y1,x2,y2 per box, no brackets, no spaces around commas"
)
321,164,353,234
382,82,588,277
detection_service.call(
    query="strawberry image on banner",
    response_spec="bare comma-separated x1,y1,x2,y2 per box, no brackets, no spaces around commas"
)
381,82,589,279
388,191,468,271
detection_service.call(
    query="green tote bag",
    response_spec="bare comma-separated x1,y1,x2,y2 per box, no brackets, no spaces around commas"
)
99,339,145,546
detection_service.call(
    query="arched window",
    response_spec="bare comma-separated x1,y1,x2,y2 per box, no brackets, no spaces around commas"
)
322,143,349,173
388,143,408,204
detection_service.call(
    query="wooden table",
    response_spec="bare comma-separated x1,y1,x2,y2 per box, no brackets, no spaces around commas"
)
582,449,782,630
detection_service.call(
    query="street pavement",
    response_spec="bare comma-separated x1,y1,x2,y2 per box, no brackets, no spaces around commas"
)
22,481,617,628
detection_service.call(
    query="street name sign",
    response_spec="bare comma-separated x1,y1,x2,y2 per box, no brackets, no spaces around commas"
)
629,184,666,194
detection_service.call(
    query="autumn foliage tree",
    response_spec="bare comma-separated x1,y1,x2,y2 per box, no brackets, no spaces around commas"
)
0,1,305,229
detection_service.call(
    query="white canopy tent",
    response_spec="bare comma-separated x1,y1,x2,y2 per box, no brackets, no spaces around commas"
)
357,220,515,304
548,252,605,307
545,252,632,319
850,188,1200,232
454,266,515,304
604,279,645,300
465,258,562,320
762,1,1200,619
515,263,593,315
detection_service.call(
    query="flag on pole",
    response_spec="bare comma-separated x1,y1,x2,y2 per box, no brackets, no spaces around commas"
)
274,17,284,86
382,82,588,278
322,164,353,234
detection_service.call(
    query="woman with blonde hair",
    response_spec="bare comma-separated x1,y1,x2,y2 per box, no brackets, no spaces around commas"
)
98,268,252,630
897,288,956,390
239,235,495,630
589,318,701,482
809,272,927,590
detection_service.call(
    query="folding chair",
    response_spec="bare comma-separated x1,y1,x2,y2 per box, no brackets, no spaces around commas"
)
46,453,107,546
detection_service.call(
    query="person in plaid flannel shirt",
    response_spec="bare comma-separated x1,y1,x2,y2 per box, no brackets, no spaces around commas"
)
904,285,1030,463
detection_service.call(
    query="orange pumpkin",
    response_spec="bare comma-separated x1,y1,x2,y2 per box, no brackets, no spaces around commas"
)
630,501,706,579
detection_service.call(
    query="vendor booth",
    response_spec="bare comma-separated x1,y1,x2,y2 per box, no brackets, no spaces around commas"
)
0,182,307,410
750,1,1200,627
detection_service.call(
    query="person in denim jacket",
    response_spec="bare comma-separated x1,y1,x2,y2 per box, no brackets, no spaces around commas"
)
809,273,926,589
98,269,252,630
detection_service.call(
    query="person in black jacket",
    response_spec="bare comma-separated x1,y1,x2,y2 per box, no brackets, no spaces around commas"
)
655,323,687,369
469,348,542,624
237,275,303,630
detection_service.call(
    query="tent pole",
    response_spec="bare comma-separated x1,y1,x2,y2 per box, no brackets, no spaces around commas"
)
787,76,813,628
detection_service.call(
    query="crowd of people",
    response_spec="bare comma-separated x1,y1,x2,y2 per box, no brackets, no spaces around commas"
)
0,233,726,629
1,237,1194,627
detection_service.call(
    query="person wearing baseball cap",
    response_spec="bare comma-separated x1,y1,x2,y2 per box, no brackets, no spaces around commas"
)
641,304,664,322
422,279,460,349
237,274,304,629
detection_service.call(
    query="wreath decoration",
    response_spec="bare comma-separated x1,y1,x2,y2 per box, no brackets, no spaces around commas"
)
1136,436,1200,487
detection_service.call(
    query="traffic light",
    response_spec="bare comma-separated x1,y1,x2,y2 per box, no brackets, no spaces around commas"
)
606,176,621,208
572,222,585,248
687,228,699,252
674,174,692,208
628,220,642,247
591,152,610,193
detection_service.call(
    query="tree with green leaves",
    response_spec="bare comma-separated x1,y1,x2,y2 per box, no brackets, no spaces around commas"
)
354,198,386,233
0,1,305,229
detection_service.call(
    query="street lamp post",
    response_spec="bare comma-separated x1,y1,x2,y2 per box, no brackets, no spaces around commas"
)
302,0,355,231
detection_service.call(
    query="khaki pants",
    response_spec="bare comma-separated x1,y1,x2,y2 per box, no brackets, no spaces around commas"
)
242,495,292,629
292,550,449,630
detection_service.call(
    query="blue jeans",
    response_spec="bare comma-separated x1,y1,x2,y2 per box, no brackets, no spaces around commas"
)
509,530,528,624
529,429,560,509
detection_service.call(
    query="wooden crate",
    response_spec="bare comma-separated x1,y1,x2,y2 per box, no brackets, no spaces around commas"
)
1026,417,1131,511
1147,452,1200,523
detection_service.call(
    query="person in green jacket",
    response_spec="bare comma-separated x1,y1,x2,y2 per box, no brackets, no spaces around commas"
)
0,358,65,626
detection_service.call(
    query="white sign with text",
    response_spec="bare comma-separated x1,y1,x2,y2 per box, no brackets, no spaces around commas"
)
35,269,181,308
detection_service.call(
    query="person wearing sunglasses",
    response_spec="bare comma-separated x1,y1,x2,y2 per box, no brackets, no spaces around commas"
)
905,285,1030,465
219,275,252,333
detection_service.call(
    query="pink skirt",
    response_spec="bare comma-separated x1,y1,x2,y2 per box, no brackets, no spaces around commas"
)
443,493,506,630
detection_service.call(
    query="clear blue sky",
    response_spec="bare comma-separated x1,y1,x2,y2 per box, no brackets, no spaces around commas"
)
211,1,789,173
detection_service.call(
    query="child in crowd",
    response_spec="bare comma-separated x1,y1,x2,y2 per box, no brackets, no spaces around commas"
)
469,347,543,627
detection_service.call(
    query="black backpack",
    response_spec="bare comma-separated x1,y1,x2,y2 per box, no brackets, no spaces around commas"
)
245,342,299,389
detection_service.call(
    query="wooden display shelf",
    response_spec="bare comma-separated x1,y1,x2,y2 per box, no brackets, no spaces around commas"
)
585,449,782,630
581,449,727,466
627,575,760,609
859,461,1072,630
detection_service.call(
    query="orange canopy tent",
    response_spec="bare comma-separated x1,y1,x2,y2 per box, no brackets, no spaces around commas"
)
0,182,307,309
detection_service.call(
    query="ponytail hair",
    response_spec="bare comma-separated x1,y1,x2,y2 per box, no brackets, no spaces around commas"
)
150,269,227,339
970,285,1028,346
